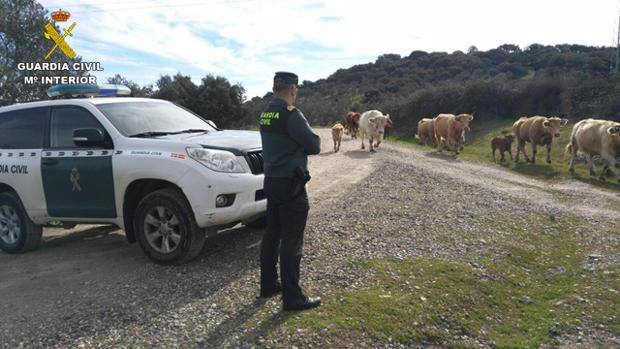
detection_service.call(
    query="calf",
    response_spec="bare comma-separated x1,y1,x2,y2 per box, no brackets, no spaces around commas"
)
567,118,620,181
332,122,345,152
513,116,568,164
491,135,514,162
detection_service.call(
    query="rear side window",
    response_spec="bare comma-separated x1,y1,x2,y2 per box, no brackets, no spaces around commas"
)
0,107,47,149
50,106,105,148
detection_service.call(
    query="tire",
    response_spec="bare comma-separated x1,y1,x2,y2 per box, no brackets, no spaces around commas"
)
245,216,267,229
134,188,205,264
0,192,42,254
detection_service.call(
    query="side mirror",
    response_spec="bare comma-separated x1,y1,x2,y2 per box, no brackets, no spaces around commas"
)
73,128,106,147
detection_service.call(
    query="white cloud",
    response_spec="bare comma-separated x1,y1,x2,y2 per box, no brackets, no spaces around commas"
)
39,0,618,97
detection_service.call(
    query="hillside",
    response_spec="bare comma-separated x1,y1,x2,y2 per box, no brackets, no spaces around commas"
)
245,44,619,135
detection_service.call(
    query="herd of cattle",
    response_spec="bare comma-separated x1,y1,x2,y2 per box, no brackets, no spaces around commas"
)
331,111,620,182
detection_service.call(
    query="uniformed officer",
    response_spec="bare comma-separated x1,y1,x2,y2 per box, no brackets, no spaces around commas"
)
258,71,321,311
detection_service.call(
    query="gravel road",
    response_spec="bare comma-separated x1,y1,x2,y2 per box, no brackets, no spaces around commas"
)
0,129,618,348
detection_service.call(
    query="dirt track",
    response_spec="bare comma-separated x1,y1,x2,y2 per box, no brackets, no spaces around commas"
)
0,129,618,348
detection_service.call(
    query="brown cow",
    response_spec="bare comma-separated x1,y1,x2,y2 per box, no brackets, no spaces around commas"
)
434,113,474,154
491,135,514,162
416,118,436,146
513,116,568,164
332,122,345,152
567,118,620,181
345,112,361,139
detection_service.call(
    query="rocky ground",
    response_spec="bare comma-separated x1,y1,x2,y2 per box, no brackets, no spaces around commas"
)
0,130,618,348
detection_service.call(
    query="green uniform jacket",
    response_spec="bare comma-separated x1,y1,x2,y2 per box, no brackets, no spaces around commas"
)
259,98,320,177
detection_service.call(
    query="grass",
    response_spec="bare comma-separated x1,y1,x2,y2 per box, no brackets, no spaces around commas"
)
281,215,620,348
396,118,620,191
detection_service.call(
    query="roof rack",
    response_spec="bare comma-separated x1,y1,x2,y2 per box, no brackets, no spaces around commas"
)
47,84,131,98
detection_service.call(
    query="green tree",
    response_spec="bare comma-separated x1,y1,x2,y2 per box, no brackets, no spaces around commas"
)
152,73,248,128
0,0,85,105
106,74,153,97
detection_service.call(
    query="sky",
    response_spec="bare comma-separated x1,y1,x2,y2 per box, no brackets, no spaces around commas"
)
37,0,620,99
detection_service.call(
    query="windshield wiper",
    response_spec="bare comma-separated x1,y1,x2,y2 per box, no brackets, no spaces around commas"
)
172,129,209,134
128,131,177,138
128,129,209,138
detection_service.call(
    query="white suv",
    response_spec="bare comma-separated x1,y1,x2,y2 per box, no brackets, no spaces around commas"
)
0,85,266,264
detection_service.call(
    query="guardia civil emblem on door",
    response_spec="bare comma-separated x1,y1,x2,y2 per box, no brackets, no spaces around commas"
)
70,168,81,192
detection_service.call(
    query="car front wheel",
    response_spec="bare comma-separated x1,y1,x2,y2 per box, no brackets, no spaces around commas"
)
134,188,205,264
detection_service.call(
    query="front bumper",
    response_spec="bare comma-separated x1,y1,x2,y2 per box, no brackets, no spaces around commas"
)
178,168,266,228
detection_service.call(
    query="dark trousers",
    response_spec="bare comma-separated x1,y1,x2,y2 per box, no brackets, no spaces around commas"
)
260,176,309,303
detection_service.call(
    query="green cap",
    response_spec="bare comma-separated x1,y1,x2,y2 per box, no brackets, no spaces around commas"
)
274,71,298,85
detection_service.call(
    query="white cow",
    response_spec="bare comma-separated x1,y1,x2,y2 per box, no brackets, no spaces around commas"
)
359,110,392,152
567,118,620,182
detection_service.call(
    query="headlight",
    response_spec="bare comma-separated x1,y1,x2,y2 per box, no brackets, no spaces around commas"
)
186,147,248,173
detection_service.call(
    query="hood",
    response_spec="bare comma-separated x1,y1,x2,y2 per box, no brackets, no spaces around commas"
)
180,130,262,154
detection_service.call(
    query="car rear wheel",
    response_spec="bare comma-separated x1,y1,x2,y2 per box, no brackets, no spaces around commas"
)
134,188,205,264
0,192,42,254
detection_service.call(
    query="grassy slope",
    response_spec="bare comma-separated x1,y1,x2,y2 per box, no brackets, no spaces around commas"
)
281,215,619,348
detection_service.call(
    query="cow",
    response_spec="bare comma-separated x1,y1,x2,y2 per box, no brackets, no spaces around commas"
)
359,110,391,152
345,112,361,139
332,122,345,152
415,118,436,146
567,118,620,182
491,135,514,162
433,113,474,154
512,116,568,164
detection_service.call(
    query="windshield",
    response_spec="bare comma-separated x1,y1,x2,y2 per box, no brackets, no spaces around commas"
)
96,101,216,136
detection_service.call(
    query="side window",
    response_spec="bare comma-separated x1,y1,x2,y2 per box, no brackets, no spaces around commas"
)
50,106,108,148
0,107,47,149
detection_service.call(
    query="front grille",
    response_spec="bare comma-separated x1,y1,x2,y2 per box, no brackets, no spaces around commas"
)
245,151,264,175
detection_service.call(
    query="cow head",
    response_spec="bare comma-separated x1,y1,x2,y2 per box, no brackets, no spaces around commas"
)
369,116,390,134
455,113,474,131
543,117,569,138
608,125,620,136
505,134,514,143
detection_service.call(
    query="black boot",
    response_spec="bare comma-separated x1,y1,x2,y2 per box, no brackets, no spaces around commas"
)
283,296,321,311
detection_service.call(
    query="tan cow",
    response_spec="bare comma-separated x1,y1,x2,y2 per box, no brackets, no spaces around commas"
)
433,113,474,154
415,118,435,146
332,122,345,152
512,116,568,164
567,118,620,181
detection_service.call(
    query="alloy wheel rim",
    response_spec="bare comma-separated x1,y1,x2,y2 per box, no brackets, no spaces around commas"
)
0,205,21,245
143,206,181,254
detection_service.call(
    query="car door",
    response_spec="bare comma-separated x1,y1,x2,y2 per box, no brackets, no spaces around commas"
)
41,105,117,218
0,107,48,218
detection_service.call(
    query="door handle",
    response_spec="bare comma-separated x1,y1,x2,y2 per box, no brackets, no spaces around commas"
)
42,158,58,166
